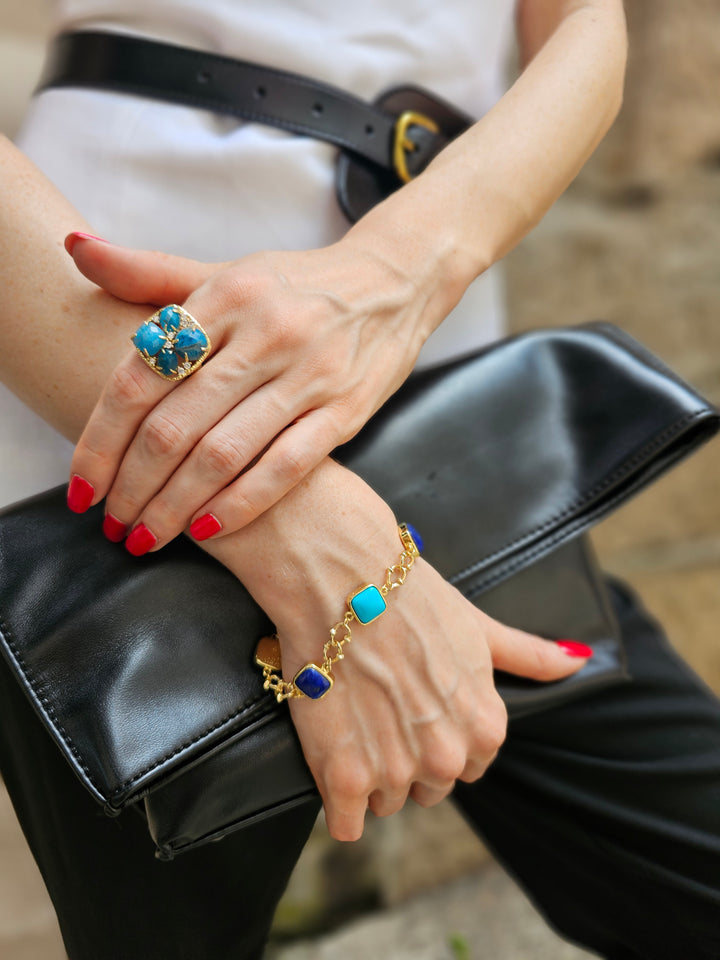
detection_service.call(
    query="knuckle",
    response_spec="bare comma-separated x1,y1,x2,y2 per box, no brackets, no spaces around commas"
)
320,402,357,447
227,486,260,524
527,639,555,681
274,445,312,485
72,436,112,476
198,432,246,479
144,497,184,538
106,364,153,414
138,413,186,460
472,698,508,757
324,761,372,801
487,696,508,746
206,270,269,314
383,762,414,795
107,486,144,520
423,744,466,785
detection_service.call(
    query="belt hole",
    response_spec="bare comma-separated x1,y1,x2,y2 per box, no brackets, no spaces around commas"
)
197,70,212,84
311,102,324,118
254,85,267,99
365,124,375,137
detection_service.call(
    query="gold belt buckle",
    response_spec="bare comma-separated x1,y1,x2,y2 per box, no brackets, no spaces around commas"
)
392,110,440,184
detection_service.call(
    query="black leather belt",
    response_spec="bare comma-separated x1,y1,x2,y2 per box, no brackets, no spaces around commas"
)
38,30,475,222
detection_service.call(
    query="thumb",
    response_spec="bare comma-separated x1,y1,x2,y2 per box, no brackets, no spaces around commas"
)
485,618,593,682
65,232,221,305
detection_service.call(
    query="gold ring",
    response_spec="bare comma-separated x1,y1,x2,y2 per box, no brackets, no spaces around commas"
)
132,304,211,381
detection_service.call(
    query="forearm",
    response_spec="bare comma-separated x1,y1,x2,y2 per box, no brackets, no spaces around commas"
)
0,135,149,438
344,0,627,335
0,137,388,602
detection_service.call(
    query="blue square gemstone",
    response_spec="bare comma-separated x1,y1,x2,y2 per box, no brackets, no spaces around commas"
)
349,584,387,624
294,664,333,700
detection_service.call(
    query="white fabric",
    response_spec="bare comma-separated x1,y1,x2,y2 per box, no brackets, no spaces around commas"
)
2,0,515,507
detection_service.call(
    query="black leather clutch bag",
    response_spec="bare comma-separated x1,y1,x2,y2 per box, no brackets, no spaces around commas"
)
0,323,717,859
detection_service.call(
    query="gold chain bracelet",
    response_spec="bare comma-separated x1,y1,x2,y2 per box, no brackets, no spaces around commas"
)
254,523,422,702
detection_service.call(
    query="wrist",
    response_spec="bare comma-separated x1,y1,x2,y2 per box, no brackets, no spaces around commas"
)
257,522,422,701
341,185,476,341
196,459,400,644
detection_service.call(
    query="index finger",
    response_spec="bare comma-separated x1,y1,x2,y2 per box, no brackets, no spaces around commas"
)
68,305,210,511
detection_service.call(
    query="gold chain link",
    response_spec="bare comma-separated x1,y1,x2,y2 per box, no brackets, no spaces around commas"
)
256,526,419,702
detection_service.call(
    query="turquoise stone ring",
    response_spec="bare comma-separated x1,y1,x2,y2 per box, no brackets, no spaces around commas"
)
132,304,211,381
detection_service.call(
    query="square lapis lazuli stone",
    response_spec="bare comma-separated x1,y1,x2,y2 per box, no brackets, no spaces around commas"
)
294,665,332,700
349,584,387,624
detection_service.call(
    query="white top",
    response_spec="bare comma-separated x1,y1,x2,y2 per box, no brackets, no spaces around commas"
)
3,0,516,507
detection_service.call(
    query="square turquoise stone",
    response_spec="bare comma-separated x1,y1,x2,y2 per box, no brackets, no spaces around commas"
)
294,665,332,700
349,584,387,624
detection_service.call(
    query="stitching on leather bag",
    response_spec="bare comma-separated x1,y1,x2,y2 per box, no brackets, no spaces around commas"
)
118,414,710,794
0,410,710,804
0,604,274,803
449,411,707,587
109,693,274,800
0,612,100,791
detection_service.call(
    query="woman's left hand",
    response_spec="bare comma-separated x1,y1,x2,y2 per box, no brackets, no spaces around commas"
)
67,231,448,550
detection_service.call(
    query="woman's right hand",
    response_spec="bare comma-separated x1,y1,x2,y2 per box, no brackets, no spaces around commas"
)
205,458,591,841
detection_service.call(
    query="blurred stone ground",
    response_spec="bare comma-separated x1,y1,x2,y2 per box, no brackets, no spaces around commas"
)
1,1,718,958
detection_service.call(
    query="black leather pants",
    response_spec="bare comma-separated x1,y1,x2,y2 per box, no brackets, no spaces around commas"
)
1,578,719,960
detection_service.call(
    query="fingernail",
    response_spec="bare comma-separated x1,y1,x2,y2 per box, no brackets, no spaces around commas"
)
67,475,95,513
189,513,222,541
125,523,157,557
64,232,108,255
556,640,594,659
103,513,127,543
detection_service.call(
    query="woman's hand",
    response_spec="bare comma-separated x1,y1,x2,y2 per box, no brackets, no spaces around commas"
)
66,231,452,550
204,458,592,841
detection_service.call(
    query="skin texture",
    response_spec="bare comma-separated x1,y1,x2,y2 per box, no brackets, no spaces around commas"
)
66,0,628,551
0,0,626,839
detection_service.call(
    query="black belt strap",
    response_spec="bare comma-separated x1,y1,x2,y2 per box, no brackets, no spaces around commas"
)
38,31,460,182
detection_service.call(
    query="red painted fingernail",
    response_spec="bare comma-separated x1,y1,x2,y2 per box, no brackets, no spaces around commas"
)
125,523,157,557
67,475,95,513
556,640,594,659
103,513,127,543
189,513,222,541
64,232,108,255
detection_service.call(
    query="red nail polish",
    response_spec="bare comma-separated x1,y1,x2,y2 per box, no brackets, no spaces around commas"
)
64,232,108,255
125,523,157,557
103,514,127,543
189,513,222,541
67,475,95,513
556,640,594,659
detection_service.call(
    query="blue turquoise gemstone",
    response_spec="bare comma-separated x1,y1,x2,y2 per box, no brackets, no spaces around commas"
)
155,347,179,377
159,306,183,331
349,584,387,624
175,327,209,361
294,665,332,700
133,322,166,357
405,522,424,553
